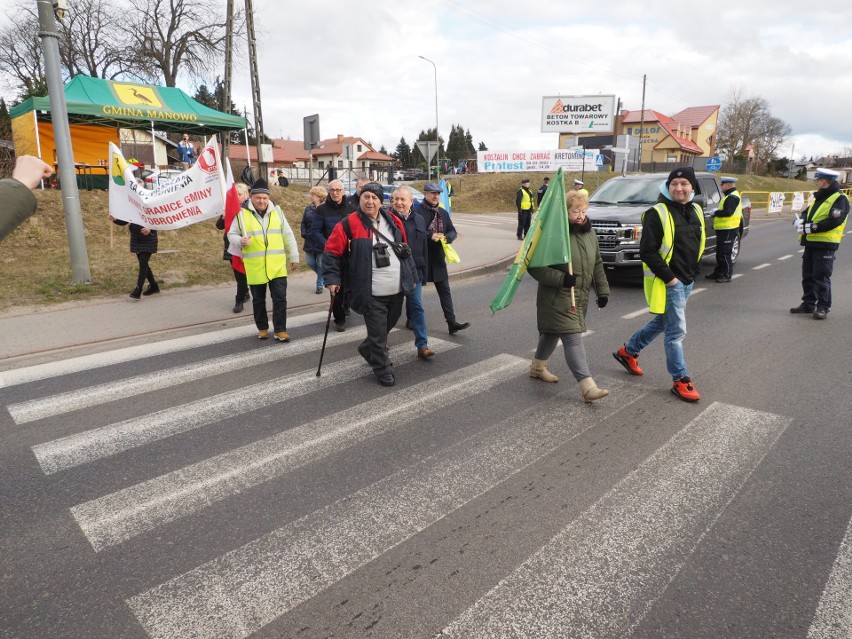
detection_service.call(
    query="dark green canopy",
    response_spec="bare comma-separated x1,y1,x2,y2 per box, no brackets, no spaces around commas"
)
10,75,246,134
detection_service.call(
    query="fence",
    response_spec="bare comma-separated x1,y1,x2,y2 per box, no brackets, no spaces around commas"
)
740,188,852,217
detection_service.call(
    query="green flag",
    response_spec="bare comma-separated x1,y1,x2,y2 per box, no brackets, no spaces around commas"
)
490,167,571,313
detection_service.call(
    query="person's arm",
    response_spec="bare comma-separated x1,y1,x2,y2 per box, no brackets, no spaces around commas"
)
716,193,740,218
278,210,300,269
809,194,849,233
442,211,458,243
321,220,348,292
0,156,54,243
515,189,522,210
638,207,676,284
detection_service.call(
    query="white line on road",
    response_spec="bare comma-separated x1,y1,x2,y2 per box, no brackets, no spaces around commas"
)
126,375,646,639
753,263,772,270
778,254,794,261
31,331,432,476
807,514,852,638
9,325,367,425
0,311,328,388
621,286,707,320
440,402,790,639
71,351,515,551
732,273,744,279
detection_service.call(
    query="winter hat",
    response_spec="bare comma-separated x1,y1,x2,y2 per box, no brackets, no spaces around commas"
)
666,167,698,191
360,182,384,201
250,178,270,195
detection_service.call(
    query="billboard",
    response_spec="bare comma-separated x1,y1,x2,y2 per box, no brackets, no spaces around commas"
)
541,95,616,133
477,149,599,173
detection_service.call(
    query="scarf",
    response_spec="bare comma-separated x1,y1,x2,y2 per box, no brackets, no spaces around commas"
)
421,200,443,234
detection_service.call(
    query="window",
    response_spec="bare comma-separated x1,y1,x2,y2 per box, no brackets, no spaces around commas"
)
338,160,343,169
357,144,362,152
318,161,325,169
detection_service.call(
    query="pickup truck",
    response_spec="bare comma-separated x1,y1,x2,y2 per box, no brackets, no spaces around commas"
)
588,172,751,275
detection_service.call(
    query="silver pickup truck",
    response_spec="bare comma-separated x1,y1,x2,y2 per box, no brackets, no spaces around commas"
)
588,172,751,275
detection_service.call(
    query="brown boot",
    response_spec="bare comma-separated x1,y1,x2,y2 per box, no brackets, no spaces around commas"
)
530,358,559,383
579,377,608,402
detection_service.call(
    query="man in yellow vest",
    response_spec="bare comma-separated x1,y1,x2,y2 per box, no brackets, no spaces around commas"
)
613,166,705,402
790,168,849,319
515,178,534,240
705,176,742,283
227,179,300,341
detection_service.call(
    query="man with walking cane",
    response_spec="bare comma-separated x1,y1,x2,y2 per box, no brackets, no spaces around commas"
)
322,182,417,387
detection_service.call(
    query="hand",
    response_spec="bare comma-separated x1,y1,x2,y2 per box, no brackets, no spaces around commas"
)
597,296,609,308
327,284,340,294
241,235,251,247
140,227,151,235
107,214,116,221
793,218,804,234
562,273,577,288
289,262,299,271
12,155,54,189
431,232,445,241
666,278,679,287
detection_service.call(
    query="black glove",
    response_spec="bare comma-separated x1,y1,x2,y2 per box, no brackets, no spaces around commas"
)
562,273,577,288
597,296,609,308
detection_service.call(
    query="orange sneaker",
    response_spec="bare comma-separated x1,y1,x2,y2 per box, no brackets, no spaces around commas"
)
257,329,269,340
613,345,643,376
672,377,700,402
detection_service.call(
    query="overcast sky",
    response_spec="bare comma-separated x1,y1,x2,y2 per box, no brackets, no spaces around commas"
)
4,0,852,161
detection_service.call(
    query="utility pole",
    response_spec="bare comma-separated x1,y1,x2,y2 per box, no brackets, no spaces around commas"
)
244,0,267,179
637,74,646,173
37,0,91,283
221,0,234,161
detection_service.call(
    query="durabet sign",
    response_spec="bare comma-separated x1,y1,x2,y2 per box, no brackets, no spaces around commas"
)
541,95,615,133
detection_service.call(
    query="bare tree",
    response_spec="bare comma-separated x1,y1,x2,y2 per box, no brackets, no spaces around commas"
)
127,0,230,87
0,4,45,98
58,0,137,80
717,87,791,165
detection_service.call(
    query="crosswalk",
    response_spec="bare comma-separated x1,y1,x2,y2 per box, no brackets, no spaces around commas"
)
2,311,850,639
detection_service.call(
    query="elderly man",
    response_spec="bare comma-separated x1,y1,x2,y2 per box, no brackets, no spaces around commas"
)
227,179,300,342
390,185,434,359
613,167,705,402
311,178,356,330
323,182,417,387
416,182,470,334
790,168,849,319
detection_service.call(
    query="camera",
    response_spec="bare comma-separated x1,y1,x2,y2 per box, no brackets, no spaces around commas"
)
393,242,412,260
373,242,391,268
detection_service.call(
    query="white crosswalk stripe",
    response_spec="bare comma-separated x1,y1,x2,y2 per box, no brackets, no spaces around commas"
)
126,375,645,639
807,514,852,638
439,402,791,638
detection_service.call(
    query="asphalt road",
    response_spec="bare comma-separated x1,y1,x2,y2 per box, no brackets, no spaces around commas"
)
1,217,850,638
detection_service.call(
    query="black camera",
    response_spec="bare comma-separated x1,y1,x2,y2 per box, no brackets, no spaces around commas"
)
393,242,412,260
373,242,391,268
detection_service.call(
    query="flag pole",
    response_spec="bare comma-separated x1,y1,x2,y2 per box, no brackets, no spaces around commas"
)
568,261,577,312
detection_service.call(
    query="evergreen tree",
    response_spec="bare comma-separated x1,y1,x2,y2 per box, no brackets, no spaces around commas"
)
193,84,216,109
379,145,388,155
465,129,476,156
411,128,444,167
394,137,412,167
478,141,488,151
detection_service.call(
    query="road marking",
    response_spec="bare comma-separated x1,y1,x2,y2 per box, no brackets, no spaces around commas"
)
621,287,705,320
807,514,852,639
71,350,509,551
32,332,444,476
10,326,369,425
731,273,744,279
778,255,794,261
0,311,328,388
440,402,790,639
126,375,645,639
753,263,772,270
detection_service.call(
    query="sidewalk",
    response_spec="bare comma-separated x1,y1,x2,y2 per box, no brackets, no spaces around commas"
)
0,212,520,366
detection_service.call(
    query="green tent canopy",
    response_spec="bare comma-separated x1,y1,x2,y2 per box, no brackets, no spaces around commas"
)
10,74,246,134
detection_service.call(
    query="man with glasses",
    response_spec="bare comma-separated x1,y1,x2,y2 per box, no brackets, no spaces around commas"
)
311,179,356,330
177,134,195,168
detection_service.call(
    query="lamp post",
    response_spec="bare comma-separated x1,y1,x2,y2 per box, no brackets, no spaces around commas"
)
418,55,439,178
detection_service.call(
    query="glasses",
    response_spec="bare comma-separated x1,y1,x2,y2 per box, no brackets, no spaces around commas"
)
329,188,344,192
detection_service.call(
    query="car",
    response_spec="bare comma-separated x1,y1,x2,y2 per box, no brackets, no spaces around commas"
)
588,172,751,276
393,170,405,181
141,168,184,188
380,184,425,207
402,168,427,181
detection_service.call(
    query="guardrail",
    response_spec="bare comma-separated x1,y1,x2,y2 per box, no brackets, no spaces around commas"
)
740,188,852,217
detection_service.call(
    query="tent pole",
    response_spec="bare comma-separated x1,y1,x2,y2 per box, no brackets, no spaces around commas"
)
33,110,44,190
150,120,155,167
244,127,250,167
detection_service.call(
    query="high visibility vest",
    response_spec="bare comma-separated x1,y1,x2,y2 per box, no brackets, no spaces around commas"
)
237,206,288,284
714,189,742,230
802,191,847,244
642,202,706,314
519,188,533,211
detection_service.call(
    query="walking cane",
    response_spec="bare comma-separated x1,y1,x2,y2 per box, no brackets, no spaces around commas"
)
316,290,336,377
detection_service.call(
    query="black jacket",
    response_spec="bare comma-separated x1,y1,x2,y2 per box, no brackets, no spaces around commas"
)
310,195,356,251
300,204,323,254
415,202,457,283
639,197,703,285
112,219,158,254
391,207,429,282
801,182,849,250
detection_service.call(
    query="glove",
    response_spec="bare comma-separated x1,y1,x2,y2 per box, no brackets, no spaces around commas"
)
803,223,815,235
793,217,804,234
597,296,609,308
562,273,577,288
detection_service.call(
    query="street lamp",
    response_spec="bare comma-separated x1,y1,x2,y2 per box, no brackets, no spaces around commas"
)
418,55,439,178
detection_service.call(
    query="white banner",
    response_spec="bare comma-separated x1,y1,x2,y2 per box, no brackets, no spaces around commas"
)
768,192,785,214
541,95,616,133
477,149,599,173
108,138,227,230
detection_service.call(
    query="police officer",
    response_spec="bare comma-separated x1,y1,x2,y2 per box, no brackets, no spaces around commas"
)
790,168,849,320
573,179,589,198
705,176,742,283
515,178,534,240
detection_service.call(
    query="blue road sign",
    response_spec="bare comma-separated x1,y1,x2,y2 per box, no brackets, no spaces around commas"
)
705,157,722,172
595,155,604,167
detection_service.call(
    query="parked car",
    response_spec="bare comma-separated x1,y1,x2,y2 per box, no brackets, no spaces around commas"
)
587,172,751,276
140,168,183,188
393,170,405,181
402,168,427,181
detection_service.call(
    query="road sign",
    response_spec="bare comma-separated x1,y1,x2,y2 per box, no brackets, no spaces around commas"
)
595,155,604,167
705,157,722,172
416,141,439,163
303,114,320,150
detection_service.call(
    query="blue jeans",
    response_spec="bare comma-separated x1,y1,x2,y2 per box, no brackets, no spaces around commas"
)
405,281,428,349
626,280,692,381
304,251,323,288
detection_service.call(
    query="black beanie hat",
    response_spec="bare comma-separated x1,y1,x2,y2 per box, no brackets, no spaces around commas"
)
250,178,270,195
666,167,698,191
361,182,384,201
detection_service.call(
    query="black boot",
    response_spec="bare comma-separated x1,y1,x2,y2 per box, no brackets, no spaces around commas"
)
129,287,142,299
233,299,244,313
142,282,160,296
448,320,470,335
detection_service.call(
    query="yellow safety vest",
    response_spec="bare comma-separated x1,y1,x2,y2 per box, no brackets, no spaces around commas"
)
802,191,847,244
714,189,742,230
519,188,533,211
642,202,706,314
237,206,288,285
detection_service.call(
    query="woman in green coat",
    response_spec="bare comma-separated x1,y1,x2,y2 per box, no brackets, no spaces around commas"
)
528,189,610,402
